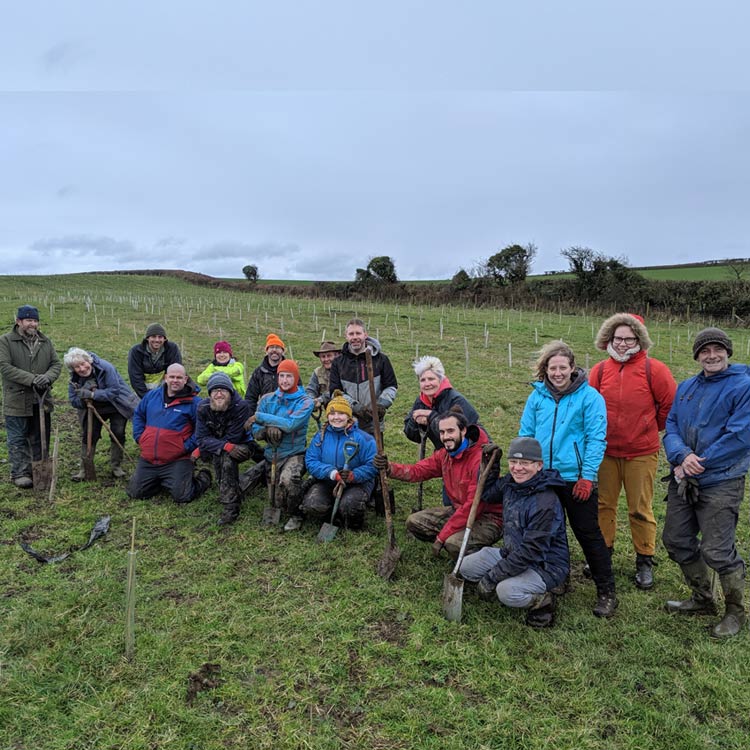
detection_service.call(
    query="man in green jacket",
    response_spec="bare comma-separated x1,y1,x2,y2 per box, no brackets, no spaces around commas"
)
0,305,62,488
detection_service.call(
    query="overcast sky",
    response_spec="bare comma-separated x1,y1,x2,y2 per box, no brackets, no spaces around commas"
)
2,1,749,280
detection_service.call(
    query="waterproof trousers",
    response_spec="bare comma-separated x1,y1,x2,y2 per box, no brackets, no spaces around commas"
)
301,478,374,529
126,457,202,503
6,409,51,481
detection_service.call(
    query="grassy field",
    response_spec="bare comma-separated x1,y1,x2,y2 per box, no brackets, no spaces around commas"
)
1,275,749,750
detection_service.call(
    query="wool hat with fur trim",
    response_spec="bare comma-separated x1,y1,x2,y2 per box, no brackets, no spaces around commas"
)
145,322,167,338
207,372,234,393
277,358,299,383
16,305,39,321
265,333,285,350
326,389,353,418
692,327,733,360
594,312,652,352
313,341,341,356
214,341,233,356
507,437,543,462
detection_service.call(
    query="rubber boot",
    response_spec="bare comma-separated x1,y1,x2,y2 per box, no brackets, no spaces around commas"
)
71,447,88,482
593,587,618,618
193,469,212,500
110,443,126,478
665,558,719,615
710,567,746,639
635,553,654,590
218,503,240,526
525,592,556,628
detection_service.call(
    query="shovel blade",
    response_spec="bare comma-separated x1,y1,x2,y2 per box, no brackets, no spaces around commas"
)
32,459,53,491
83,456,97,482
316,521,339,543
261,506,281,526
442,573,464,622
376,543,401,580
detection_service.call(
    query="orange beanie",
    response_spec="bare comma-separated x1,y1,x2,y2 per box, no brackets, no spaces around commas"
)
265,333,285,350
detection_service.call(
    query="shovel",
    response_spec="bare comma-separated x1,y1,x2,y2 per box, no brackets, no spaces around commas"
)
261,447,281,525
88,402,135,465
31,389,53,491
414,427,428,512
82,399,97,481
442,446,500,622
317,440,360,542
365,349,401,580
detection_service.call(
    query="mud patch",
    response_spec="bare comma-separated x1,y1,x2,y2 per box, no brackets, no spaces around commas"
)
365,611,412,647
186,662,224,705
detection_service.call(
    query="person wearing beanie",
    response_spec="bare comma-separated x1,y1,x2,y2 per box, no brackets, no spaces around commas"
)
0,304,62,488
373,409,503,558
460,437,570,628
196,341,246,397
195,368,257,526
251,359,314,530
126,364,212,505
662,327,750,638
302,390,377,530
519,340,617,618
305,341,342,409
244,332,292,417
127,322,182,398
589,313,676,590
328,318,398,438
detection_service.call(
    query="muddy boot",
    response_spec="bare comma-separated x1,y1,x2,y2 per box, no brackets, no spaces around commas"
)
711,567,746,639
218,503,240,526
110,443,126,478
71,448,88,482
525,592,556,628
193,469,212,500
665,558,719,615
593,587,618,618
635,553,655,590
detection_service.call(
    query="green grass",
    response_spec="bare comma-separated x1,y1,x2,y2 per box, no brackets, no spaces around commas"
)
1,275,749,749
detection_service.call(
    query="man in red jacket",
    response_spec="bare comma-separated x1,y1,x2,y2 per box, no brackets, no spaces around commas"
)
589,313,676,589
374,409,501,558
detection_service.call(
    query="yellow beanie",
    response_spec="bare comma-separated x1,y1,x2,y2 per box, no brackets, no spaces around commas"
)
326,390,352,419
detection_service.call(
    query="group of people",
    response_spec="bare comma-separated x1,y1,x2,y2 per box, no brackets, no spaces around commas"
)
2,305,748,637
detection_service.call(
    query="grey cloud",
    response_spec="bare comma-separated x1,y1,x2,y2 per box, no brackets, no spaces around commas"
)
196,241,301,261
31,234,136,258
41,40,86,73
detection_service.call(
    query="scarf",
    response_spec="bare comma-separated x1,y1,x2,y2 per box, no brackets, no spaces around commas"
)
447,436,469,458
606,342,641,363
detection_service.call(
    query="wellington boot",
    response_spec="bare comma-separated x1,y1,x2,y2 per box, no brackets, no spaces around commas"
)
525,592,556,628
110,444,126,478
665,558,718,615
710,568,746,639
217,504,240,526
71,464,87,482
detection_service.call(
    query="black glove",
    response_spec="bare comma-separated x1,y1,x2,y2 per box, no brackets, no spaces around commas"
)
79,388,95,400
228,444,252,462
373,453,388,471
266,426,283,446
339,469,355,483
481,443,501,469
477,575,497,600
255,427,267,442
377,404,387,420
32,374,50,391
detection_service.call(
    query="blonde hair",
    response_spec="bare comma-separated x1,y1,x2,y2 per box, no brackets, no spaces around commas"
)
534,340,575,381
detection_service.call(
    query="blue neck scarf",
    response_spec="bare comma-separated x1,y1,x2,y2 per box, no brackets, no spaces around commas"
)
448,437,469,457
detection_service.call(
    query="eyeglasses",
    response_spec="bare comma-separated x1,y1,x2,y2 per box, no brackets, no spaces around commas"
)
612,336,637,345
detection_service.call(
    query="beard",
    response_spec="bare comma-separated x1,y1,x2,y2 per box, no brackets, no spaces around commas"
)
209,395,230,412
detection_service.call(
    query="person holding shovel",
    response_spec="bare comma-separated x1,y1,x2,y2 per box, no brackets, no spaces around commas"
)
374,408,503,558
63,347,140,480
251,359,314,531
0,305,61,489
460,437,570,628
302,390,377,530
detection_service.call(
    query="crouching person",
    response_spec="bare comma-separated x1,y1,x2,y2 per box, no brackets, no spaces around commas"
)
195,372,255,526
126,364,212,504
460,437,570,628
252,360,314,531
373,409,502,558
302,391,377,529
64,347,140,480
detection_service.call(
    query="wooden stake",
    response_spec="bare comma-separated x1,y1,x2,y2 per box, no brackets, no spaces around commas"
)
125,518,137,661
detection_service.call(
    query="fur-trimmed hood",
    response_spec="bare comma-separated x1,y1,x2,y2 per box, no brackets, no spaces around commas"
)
594,313,653,352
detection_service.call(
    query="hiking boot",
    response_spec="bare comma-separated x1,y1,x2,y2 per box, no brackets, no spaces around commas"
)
635,553,654,590
283,515,303,532
13,475,33,489
217,504,240,526
710,567,746,639
593,589,618,618
525,592,556,628
665,558,718,615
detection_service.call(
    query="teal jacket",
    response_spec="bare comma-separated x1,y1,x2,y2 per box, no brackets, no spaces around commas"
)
252,386,314,461
519,369,607,482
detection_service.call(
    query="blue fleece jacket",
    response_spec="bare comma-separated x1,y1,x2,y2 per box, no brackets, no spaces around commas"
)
305,422,377,484
252,385,314,460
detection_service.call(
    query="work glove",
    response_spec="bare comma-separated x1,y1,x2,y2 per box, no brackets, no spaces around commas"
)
254,427,267,442
227,444,252,462
190,448,201,463
373,453,388,472
481,443,501,469
79,388,95,401
243,414,256,431
339,469,354,483
477,575,497,600
32,374,51,391
572,479,594,502
376,404,387,420
431,539,444,558
266,426,283,446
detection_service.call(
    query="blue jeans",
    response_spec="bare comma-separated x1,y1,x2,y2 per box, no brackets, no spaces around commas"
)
6,410,50,479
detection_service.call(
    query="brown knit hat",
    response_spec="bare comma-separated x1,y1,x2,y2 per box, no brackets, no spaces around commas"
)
692,327,733,360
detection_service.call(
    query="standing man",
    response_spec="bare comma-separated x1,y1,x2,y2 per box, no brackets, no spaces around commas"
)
127,322,182,398
374,409,503,558
245,333,288,417
0,305,62,488
328,318,397,437
126,364,211,504
305,341,341,409
252,360,314,531
195,372,254,526
663,327,750,639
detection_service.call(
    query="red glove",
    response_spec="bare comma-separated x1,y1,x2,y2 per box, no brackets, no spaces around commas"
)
332,471,343,483
340,469,354,483
223,443,236,453
190,448,201,463
572,479,594,501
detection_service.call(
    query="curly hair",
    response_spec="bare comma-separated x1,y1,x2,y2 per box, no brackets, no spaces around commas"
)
534,340,575,381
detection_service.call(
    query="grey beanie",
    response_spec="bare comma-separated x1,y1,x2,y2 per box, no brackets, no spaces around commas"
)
207,371,234,393
692,327,733,360
145,322,167,338
507,437,543,462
